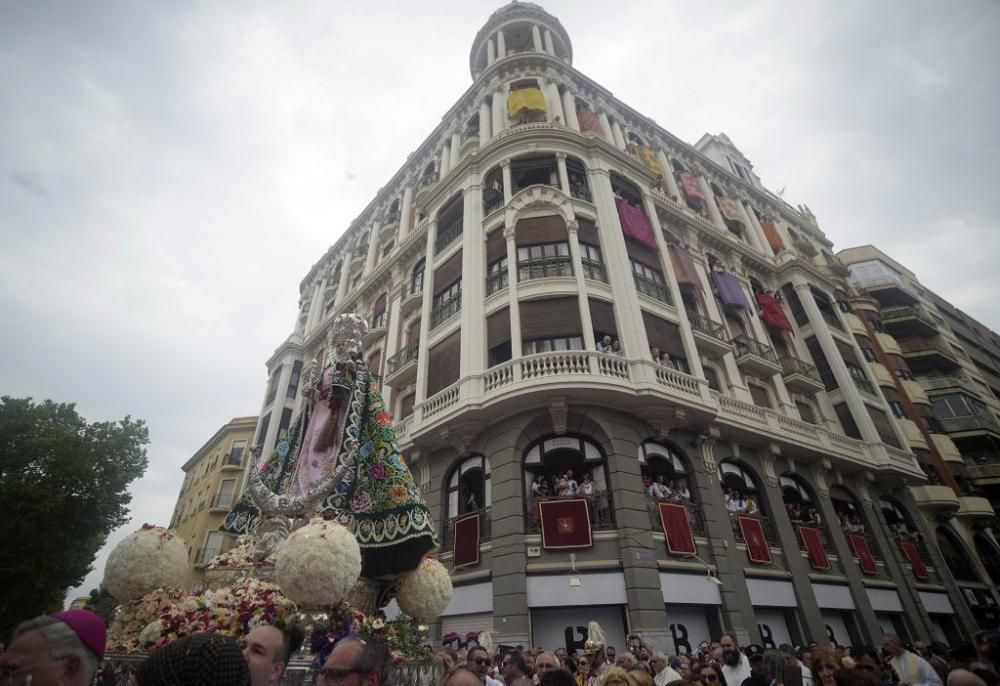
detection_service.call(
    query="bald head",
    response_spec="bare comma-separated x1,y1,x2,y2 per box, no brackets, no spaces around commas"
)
948,670,988,686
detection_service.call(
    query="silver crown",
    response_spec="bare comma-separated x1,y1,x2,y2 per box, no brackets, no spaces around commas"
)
325,313,369,364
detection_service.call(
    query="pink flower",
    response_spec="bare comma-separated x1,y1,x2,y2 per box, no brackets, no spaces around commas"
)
370,463,386,480
352,492,373,512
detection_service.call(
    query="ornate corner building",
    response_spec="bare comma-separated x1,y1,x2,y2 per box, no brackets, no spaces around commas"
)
244,3,1000,652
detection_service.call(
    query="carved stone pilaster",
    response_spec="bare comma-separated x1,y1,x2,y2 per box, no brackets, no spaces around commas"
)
548,397,569,435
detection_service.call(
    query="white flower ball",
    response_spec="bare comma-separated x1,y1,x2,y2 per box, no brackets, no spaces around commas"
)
396,558,453,623
275,518,361,607
103,526,188,602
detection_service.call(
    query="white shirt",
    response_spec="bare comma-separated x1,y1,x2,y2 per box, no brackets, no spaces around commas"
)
721,654,752,686
565,478,579,496
486,676,504,686
725,497,744,513
799,662,813,686
890,651,943,686
649,482,669,499
654,666,682,686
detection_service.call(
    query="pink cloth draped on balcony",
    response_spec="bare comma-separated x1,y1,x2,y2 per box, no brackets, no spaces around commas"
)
577,108,604,138
756,292,794,333
711,270,752,311
668,243,702,291
615,198,657,249
678,171,705,204
716,196,743,223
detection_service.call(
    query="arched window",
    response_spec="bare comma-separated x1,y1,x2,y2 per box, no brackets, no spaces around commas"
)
830,485,880,554
780,475,822,525
483,166,504,214
703,365,723,392
523,435,614,531
936,526,978,581
445,455,491,523
973,534,1000,585
719,461,766,516
639,440,693,503
410,259,425,296
879,497,916,537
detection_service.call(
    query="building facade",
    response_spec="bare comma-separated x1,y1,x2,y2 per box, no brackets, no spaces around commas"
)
170,416,257,590
244,3,998,653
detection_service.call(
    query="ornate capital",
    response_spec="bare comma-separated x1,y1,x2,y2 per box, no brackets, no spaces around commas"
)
548,397,569,435
503,226,516,241
566,220,579,233
501,158,512,169
555,151,567,160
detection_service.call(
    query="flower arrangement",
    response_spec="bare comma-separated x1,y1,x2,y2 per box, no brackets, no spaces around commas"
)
206,535,275,569
275,518,361,607
306,603,432,669
106,578,298,653
395,558,453,623
104,525,189,602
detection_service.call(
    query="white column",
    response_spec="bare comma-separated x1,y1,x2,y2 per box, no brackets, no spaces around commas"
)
261,360,295,456
556,153,570,195
587,165,649,359
531,25,543,52
335,255,352,303
655,150,681,201
501,159,513,203
399,184,414,240
479,101,492,145
460,182,485,378
611,120,627,150
545,80,565,123
382,270,404,409
598,111,614,142
439,145,450,178
733,200,766,253
492,90,506,137
742,200,773,255
487,38,496,65
496,30,506,58
505,226,522,362
304,280,324,334
561,89,579,131
363,222,380,277
697,174,727,233
566,219,596,346
450,132,461,170
543,29,555,55
413,221,437,419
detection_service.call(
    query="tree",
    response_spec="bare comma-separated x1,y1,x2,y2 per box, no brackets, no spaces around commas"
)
87,585,119,624
0,396,148,640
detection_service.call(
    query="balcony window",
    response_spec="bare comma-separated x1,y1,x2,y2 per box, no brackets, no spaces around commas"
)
445,454,491,522
410,260,425,297
486,257,508,295
285,361,303,399
511,154,558,194
523,435,614,532
631,260,671,304
431,281,462,329
517,242,572,281
523,336,583,355
888,400,907,419
580,243,606,282
483,168,504,215
225,440,247,467
568,159,591,201
435,217,464,254
214,479,237,510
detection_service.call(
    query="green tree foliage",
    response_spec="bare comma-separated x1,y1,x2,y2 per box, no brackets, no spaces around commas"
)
0,397,148,640
87,585,119,623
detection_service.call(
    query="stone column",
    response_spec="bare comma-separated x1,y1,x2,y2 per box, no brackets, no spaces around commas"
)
561,89,580,131
792,276,881,444
545,80,565,123
587,164,649,358
496,29,506,59
460,182,484,377
450,132,461,170
502,159,513,203
486,434,529,646
492,89,506,137
733,199,766,254
439,144,450,178
487,38,496,65
543,29,555,55
304,279,324,334
413,221,437,421
363,222,380,278
754,447,828,643
382,268,404,409
643,193,706,390
556,153,570,195
531,25,543,52
261,359,295,457
479,100,492,146
656,150,682,201
696,174,728,234
505,226,523,362
565,219,596,347
335,254,352,304
741,199,772,256
611,120,627,150
399,184,414,241
598,111,614,143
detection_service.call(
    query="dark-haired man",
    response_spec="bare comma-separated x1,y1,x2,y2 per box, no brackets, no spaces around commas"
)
469,645,504,686
244,623,305,686
720,634,752,686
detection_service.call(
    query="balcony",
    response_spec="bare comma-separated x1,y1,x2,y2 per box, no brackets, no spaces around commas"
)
431,294,461,329
956,496,995,520
400,279,423,316
939,412,1000,437
897,337,961,374
849,273,920,307
729,512,780,547
898,418,928,450
434,218,463,254
919,374,980,396
416,172,439,192
647,497,706,538
851,373,877,397
881,305,939,339
364,311,387,346
526,495,615,535
220,454,243,471
570,182,592,203
779,356,824,394
966,461,1000,482
687,312,732,359
633,273,672,305
930,433,963,463
440,507,492,560
910,484,960,515
194,547,223,567
731,335,781,377
486,269,508,296
518,256,573,282
581,258,607,283
484,194,504,216
385,341,419,388
901,379,930,405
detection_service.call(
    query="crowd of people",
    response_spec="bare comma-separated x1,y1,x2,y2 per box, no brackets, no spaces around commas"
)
784,503,822,528
531,470,602,499
724,489,761,516
645,475,691,503
2,607,998,686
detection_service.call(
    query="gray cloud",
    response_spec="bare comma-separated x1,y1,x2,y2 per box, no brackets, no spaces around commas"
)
0,0,997,603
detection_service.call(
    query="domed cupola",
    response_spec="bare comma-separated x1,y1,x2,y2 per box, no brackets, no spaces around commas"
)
469,2,573,79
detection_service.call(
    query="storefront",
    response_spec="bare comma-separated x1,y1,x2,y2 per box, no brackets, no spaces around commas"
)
660,571,723,654
866,587,910,642
813,583,859,647
528,572,628,652
748,579,800,648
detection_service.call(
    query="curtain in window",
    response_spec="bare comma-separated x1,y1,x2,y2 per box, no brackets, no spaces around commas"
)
507,87,547,117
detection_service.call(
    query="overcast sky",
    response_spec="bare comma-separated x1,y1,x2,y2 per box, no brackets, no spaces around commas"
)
2,0,997,605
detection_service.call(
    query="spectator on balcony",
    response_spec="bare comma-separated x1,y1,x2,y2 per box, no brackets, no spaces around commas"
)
467,491,480,512
597,335,613,352
726,490,747,514
787,503,801,522
611,340,624,356
802,506,821,527
580,472,595,497
651,347,664,364
532,474,548,499
744,495,760,516
849,516,865,533
673,479,691,503
649,475,670,500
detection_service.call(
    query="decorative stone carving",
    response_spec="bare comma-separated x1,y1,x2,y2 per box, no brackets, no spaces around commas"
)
548,397,569,435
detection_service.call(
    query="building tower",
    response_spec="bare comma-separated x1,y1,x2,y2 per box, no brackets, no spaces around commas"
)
244,3,996,651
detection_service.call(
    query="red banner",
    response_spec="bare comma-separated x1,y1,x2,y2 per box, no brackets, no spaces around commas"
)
615,198,657,249
756,292,794,333
799,526,831,570
739,515,772,564
900,541,929,580
453,513,480,568
659,502,696,556
849,534,879,576
539,498,593,550
679,172,705,204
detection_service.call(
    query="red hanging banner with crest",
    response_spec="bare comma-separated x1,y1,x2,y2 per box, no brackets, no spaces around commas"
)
659,502,696,556
849,534,879,576
539,498,593,550
453,513,481,568
799,526,831,570
739,515,772,564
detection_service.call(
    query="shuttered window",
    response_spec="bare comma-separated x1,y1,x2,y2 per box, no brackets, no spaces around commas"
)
748,383,772,409
427,331,461,397
577,218,599,245
589,298,617,339
834,403,862,440
487,307,511,349
516,215,567,245
434,251,463,296
520,297,581,340
867,406,901,448
486,228,506,264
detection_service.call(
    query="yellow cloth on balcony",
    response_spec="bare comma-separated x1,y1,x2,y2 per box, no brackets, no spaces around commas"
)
636,145,666,178
507,87,547,117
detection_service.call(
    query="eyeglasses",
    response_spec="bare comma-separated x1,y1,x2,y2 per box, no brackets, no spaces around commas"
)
317,668,371,683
